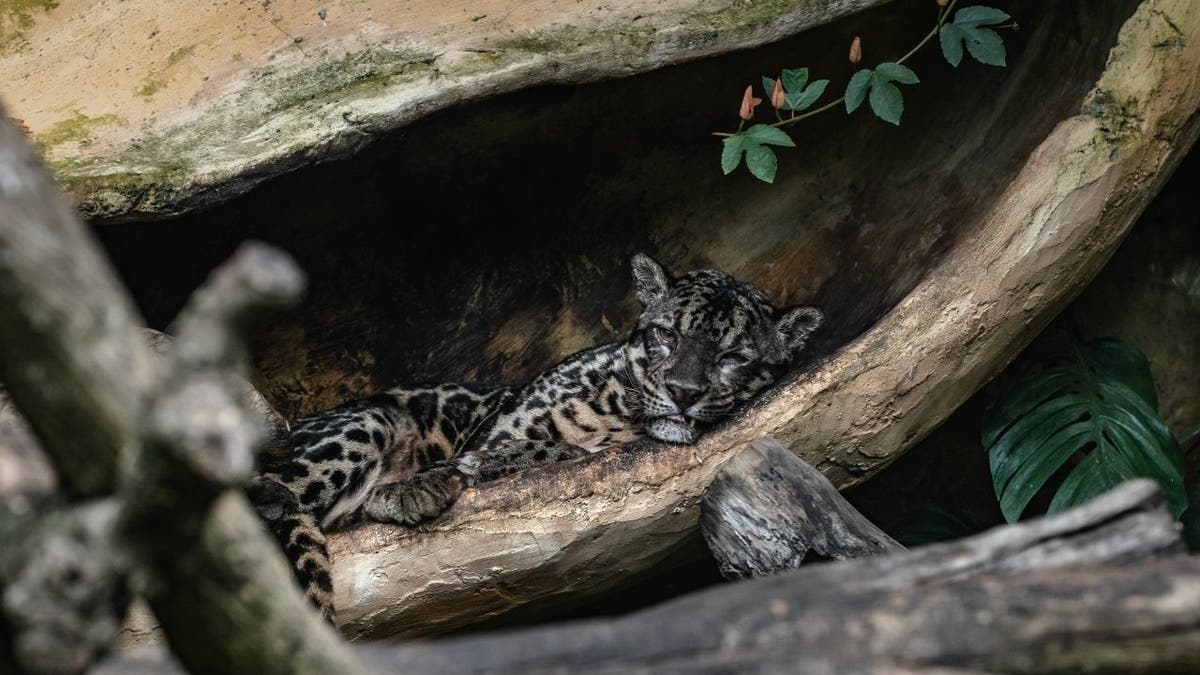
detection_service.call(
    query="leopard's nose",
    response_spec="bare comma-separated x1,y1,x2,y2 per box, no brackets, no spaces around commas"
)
665,381,705,409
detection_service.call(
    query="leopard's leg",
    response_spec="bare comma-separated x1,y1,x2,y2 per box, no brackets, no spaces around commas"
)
250,384,516,617
457,440,589,482
249,394,402,622
362,441,588,526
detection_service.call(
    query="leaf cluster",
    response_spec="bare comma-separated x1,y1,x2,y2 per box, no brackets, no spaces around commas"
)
721,124,794,183
844,62,919,125
761,68,830,113
718,4,1013,182
983,333,1186,522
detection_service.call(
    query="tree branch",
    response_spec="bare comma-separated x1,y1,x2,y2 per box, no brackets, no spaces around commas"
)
701,438,904,579
0,112,364,675
0,500,126,675
0,104,158,498
117,243,366,675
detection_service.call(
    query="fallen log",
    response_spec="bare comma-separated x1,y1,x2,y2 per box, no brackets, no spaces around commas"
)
363,555,1200,674
700,438,904,579
95,480,1199,674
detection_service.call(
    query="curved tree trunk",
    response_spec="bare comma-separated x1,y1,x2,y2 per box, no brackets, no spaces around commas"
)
325,0,1200,639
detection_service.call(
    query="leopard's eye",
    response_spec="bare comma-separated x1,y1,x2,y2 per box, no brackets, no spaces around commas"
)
719,352,752,368
648,326,677,349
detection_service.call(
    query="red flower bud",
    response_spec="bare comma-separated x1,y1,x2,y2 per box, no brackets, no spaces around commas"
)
739,84,762,121
771,77,785,109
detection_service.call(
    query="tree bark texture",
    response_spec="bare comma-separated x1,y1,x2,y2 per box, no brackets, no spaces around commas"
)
96,480,1198,675
0,112,363,675
319,0,1200,639
0,500,125,675
0,103,158,498
700,438,904,579
116,244,365,675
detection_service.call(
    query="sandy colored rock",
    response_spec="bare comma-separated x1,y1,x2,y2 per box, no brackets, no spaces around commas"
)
0,0,885,220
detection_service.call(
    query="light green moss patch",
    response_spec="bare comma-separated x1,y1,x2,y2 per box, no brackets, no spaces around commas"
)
494,23,658,54
34,110,122,155
54,46,439,217
254,47,435,111
0,0,57,53
137,45,197,98
697,0,825,31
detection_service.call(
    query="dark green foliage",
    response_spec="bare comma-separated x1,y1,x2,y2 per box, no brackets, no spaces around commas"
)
720,4,1012,181
891,504,990,547
845,62,919,125
721,124,795,183
763,69,831,113
983,333,1186,522
940,6,1010,67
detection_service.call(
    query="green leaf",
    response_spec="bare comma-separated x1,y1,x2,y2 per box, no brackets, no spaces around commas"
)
744,144,777,183
983,370,1077,447
720,134,746,175
784,79,828,111
954,5,1011,27
1085,338,1159,409
940,23,967,66
868,76,904,125
942,7,1010,67
874,62,920,84
963,27,1007,66
1046,450,1131,515
961,23,1005,46
780,67,809,94
744,124,795,147
845,69,873,113
762,76,777,100
983,333,1187,522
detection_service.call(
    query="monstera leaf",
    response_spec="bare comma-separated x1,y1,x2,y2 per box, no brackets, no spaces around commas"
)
983,333,1186,522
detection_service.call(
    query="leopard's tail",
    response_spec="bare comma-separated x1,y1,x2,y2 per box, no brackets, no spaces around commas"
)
266,511,335,622
249,477,334,622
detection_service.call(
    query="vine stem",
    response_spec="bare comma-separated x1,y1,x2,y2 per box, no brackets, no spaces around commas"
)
713,0,959,138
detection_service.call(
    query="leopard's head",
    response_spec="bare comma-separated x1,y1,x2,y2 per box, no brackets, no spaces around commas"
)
626,253,823,444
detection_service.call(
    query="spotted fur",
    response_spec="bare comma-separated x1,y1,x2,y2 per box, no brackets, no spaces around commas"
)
250,254,823,621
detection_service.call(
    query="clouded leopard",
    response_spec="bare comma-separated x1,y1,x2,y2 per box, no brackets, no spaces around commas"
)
249,254,824,620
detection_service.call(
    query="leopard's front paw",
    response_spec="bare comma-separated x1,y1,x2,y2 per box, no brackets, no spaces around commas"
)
364,465,468,526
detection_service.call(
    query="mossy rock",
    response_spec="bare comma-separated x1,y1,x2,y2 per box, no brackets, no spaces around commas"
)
0,0,887,221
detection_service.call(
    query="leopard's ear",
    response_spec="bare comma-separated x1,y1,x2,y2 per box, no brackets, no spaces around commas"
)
631,253,671,306
776,306,824,353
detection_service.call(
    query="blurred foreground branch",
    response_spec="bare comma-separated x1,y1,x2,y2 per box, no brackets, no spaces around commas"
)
0,111,363,675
